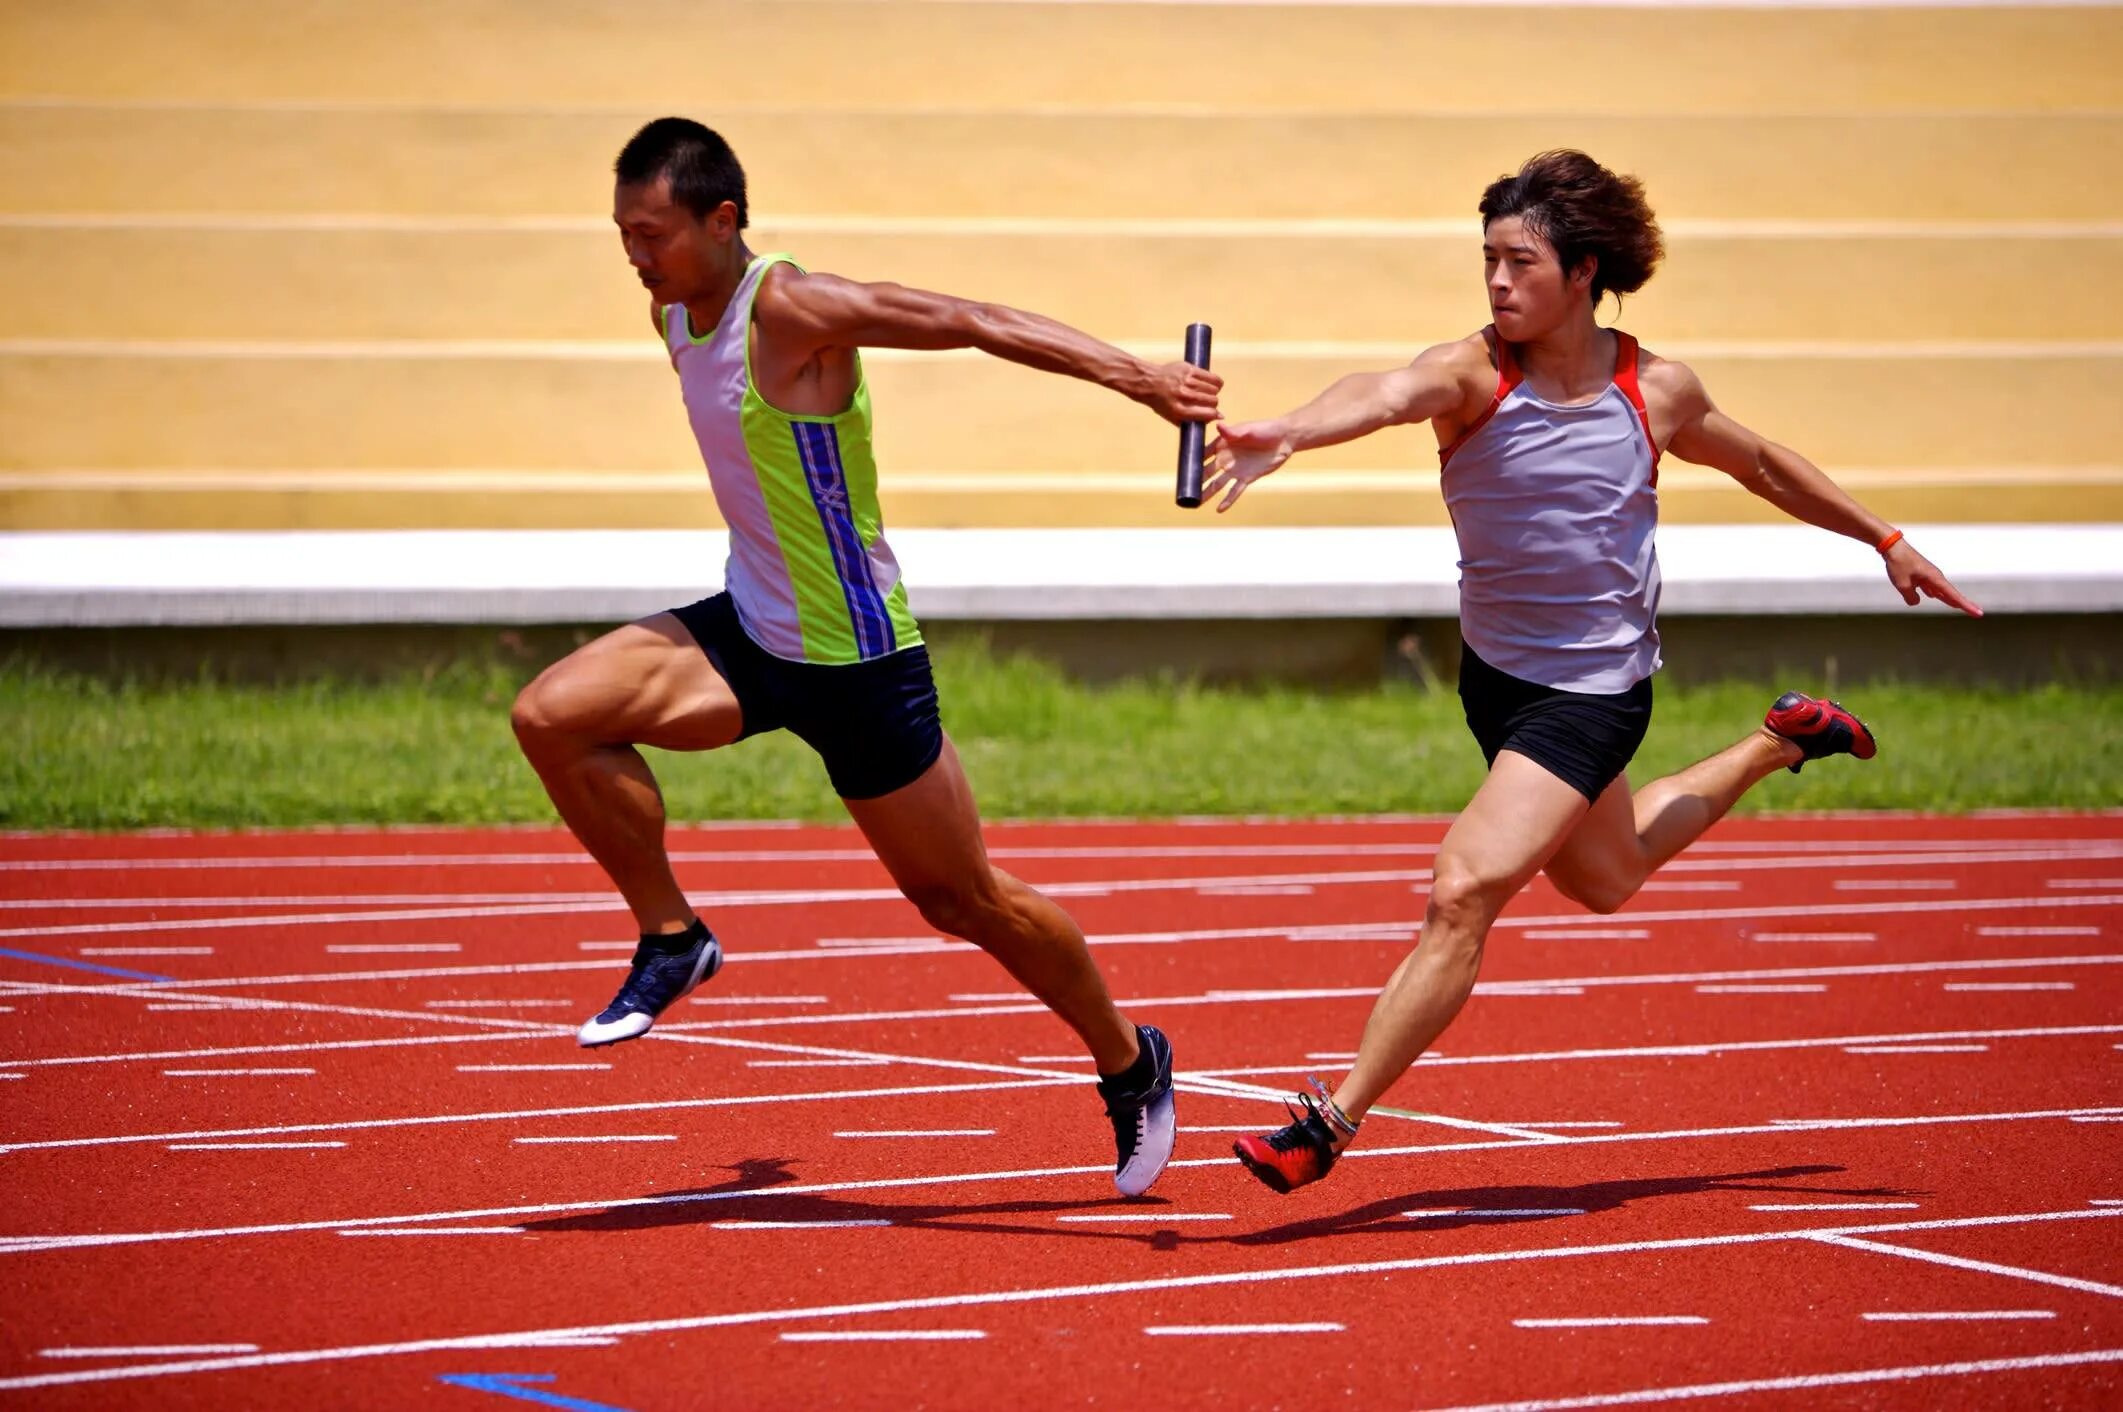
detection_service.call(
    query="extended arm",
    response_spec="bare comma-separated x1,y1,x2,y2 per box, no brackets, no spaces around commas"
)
755,269,1220,426
1662,362,1982,616
1200,341,1478,512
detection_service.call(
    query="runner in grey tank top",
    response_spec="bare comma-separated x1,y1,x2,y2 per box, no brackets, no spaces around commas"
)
1196,150,1982,1194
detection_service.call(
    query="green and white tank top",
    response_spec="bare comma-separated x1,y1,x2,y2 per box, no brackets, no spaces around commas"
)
664,253,921,664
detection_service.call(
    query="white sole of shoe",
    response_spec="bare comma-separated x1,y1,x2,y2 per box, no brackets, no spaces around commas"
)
1114,1086,1177,1197
574,938,722,1049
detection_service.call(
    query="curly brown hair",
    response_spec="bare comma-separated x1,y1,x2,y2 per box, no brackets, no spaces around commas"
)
1478,150,1664,308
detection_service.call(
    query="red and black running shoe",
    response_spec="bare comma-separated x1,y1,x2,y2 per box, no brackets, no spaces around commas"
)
1764,691,1877,773
1234,1093,1342,1194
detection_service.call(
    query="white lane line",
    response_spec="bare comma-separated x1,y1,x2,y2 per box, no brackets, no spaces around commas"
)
144,1004,237,1012
0,1075,1075,1158
1513,1317,1706,1328
1430,1349,2123,1412
2091,1200,2123,1206
1695,984,1827,994
1492,1122,1624,1130
834,1130,993,1138
40,1345,259,1358
1806,1233,2123,1299
1181,1125,1277,1133
1017,1055,1095,1063
1522,930,1648,941
1752,1203,1921,1212
78,947,213,956
694,996,831,1006
780,1330,984,1342
168,1141,345,1151
1751,932,1876,942
3,835,2110,873
424,999,572,1009
1306,1051,1360,1061
1976,926,2100,937
1406,1208,1586,1219
1487,986,1588,996
0,1074,23,1080
1145,1324,1342,1335
336,1227,523,1237
1944,982,2075,991
513,1135,676,1144
1834,880,1957,891
457,1064,611,1073
948,993,1029,1003
2049,879,2123,889
0,1030,539,1070
326,944,462,954
1198,884,1316,896
1055,1214,1232,1223
162,1068,314,1076
748,1059,890,1068
10,1209,2116,1393
1844,1045,1989,1054
714,1220,892,1230
1862,1310,2055,1322
2069,1116,2123,1123
1634,881,1742,892
577,942,637,951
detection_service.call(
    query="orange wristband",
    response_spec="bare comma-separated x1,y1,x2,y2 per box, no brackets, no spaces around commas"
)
1876,529,1904,554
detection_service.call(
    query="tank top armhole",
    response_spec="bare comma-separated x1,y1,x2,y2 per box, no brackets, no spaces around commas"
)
1611,331,1663,485
1439,325,1525,469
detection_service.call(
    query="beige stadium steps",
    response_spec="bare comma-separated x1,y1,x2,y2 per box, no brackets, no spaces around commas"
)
5,348,2117,475
7,225,2120,344
7,107,2120,222
4,469,2116,534
5,1,2117,112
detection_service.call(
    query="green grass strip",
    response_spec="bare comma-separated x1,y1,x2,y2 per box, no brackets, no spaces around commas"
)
3,652,2116,830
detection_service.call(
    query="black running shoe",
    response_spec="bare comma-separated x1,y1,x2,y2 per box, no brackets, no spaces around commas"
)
576,927,722,1047
1764,691,1878,774
1234,1093,1342,1194
1097,1025,1177,1197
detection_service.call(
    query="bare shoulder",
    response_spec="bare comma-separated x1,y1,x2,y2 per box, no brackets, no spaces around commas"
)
1417,332,1501,393
1636,347,1704,398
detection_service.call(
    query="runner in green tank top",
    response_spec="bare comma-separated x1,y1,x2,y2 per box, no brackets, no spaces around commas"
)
511,118,1221,1198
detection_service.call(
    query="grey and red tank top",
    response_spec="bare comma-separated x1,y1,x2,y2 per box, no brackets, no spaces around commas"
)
1438,328,1663,694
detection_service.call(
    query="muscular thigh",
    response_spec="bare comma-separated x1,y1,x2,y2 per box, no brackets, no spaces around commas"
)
1541,774,1642,899
1437,750,1596,897
841,736,991,899
524,613,743,751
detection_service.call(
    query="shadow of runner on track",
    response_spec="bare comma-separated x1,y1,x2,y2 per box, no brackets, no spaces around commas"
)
1228,1163,1924,1247
517,1162,1915,1251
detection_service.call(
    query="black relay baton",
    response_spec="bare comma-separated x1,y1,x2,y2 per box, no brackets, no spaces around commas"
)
1174,322,1213,508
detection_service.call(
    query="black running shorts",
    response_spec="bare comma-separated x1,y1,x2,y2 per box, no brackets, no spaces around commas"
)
669,593,944,801
1457,641,1653,803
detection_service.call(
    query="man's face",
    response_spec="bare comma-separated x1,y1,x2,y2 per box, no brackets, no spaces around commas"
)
613,175,728,303
1482,215,1588,340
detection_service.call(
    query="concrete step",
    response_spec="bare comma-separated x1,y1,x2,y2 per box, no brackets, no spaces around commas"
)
5,346,2116,476
4,467,2116,533
8,106,2119,220
7,1,2115,111
7,224,2118,344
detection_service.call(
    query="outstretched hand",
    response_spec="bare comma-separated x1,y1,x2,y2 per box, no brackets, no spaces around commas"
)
1199,420,1294,513
1886,541,1983,617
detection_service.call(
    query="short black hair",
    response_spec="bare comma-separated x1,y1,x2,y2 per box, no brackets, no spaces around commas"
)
615,117,748,227
1478,150,1662,308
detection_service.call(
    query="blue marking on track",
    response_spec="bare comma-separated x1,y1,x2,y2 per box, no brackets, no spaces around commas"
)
0,946,174,982
436,1372,635,1412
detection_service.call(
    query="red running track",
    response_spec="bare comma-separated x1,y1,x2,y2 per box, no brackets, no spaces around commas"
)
0,813,2119,1410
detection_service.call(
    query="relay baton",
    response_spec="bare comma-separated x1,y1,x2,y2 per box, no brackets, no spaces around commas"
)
1174,322,1214,508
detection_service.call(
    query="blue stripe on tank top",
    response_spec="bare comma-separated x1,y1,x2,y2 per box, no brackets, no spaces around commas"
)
791,422,891,659
813,420,895,655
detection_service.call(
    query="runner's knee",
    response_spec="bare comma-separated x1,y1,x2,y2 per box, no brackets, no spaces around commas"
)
903,873,1009,940
1425,862,1512,941
1551,869,1637,916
